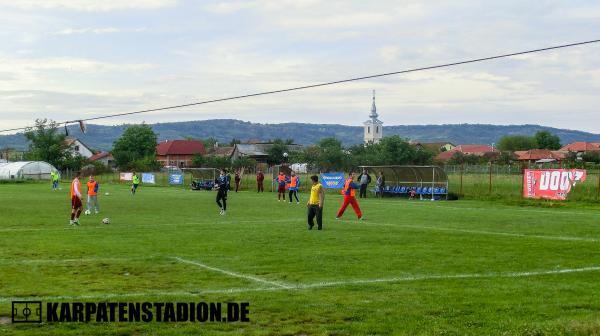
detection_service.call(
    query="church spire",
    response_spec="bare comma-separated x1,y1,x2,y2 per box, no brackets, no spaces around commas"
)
363,90,383,144
369,90,378,120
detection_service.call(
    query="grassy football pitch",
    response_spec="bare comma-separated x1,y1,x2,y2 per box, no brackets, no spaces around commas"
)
1,183,600,335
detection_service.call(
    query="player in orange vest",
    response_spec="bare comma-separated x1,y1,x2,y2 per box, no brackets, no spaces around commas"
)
276,171,288,202
335,172,363,220
288,171,301,204
86,175,100,214
70,171,83,226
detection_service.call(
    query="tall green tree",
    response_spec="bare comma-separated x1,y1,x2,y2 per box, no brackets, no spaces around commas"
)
266,139,288,166
232,157,256,170
497,135,537,151
534,131,561,150
349,136,433,166
24,119,68,168
202,137,219,149
112,124,158,169
204,156,232,170
300,137,350,172
24,119,88,170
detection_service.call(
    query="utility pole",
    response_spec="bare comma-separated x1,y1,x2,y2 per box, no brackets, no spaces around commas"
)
489,161,493,194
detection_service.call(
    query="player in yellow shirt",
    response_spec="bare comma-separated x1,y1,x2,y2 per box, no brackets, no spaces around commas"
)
307,175,325,230
131,172,140,195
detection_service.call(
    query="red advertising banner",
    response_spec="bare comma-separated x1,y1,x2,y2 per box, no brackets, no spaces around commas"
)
523,169,586,200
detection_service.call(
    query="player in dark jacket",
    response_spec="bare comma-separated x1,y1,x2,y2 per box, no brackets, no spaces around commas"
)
215,170,229,215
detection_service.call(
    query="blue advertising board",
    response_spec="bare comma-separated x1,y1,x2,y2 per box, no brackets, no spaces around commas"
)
169,174,184,185
142,173,155,184
319,172,345,189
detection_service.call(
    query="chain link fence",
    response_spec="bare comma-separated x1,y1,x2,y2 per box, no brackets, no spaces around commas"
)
46,164,600,202
443,164,600,202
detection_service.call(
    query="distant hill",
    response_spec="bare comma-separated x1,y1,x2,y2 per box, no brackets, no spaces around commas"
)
1,119,599,151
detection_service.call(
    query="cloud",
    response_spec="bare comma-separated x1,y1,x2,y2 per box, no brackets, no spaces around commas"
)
0,0,177,11
0,0,599,134
53,27,147,35
0,57,155,73
203,1,256,14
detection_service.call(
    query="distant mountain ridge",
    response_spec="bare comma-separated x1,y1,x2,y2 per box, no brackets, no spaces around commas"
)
1,119,599,151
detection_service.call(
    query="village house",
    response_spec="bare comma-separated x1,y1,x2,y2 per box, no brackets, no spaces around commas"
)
64,137,94,159
513,149,567,165
89,151,116,168
156,140,206,168
435,144,498,161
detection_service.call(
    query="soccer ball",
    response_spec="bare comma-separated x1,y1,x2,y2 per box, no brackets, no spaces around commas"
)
84,210,91,215
105,192,110,196
102,218,110,225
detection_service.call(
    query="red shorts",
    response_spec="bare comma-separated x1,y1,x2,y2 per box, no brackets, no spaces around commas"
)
278,185,285,193
71,196,82,209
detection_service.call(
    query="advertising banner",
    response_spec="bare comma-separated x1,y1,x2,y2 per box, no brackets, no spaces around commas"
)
319,172,345,189
142,173,155,184
119,172,133,181
523,169,586,200
169,174,184,185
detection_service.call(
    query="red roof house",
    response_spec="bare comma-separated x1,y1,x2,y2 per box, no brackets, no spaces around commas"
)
559,142,600,153
156,140,206,168
89,151,115,168
513,149,566,163
435,144,497,161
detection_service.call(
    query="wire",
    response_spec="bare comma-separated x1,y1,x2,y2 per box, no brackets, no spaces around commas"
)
1,39,599,134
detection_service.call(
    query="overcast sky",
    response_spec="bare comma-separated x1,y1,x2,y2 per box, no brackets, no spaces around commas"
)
0,0,598,134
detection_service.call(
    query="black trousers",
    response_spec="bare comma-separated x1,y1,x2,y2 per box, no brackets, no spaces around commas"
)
307,205,323,229
289,190,299,202
359,184,368,198
216,190,227,210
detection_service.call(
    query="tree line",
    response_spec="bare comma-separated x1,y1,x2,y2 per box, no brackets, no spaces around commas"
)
23,119,598,173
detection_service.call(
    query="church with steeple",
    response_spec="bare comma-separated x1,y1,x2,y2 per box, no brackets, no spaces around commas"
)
363,90,383,144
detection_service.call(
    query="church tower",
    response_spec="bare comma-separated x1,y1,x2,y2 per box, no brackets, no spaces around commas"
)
363,90,383,144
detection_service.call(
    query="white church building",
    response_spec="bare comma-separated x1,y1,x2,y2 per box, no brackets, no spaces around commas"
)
363,90,383,144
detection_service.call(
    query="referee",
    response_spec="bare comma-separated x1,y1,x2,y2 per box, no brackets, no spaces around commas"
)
307,175,325,230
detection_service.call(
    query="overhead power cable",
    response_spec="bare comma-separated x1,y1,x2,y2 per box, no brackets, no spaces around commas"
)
1,39,599,134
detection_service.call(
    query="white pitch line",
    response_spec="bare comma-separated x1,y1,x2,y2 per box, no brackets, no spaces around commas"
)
298,265,600,289
365,221,599,242
2,265,599,303
0,287,283,303
0,219,296,233
172,257,294,289
367,199,600,217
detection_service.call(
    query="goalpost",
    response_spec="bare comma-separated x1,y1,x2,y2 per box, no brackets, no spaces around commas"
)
182,168,218,190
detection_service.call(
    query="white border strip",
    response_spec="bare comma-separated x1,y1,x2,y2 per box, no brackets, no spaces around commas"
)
2,265,598,303
172,257,294,289
367,199,600,217
366,222,599,242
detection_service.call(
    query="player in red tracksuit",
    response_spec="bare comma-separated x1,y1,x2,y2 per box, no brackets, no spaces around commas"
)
335,172,363,220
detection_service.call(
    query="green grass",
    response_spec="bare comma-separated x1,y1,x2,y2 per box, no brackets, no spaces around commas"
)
1,183,600,335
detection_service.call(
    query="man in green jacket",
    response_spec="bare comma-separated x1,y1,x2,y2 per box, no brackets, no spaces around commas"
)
131,172,140,195
51,171,60,191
